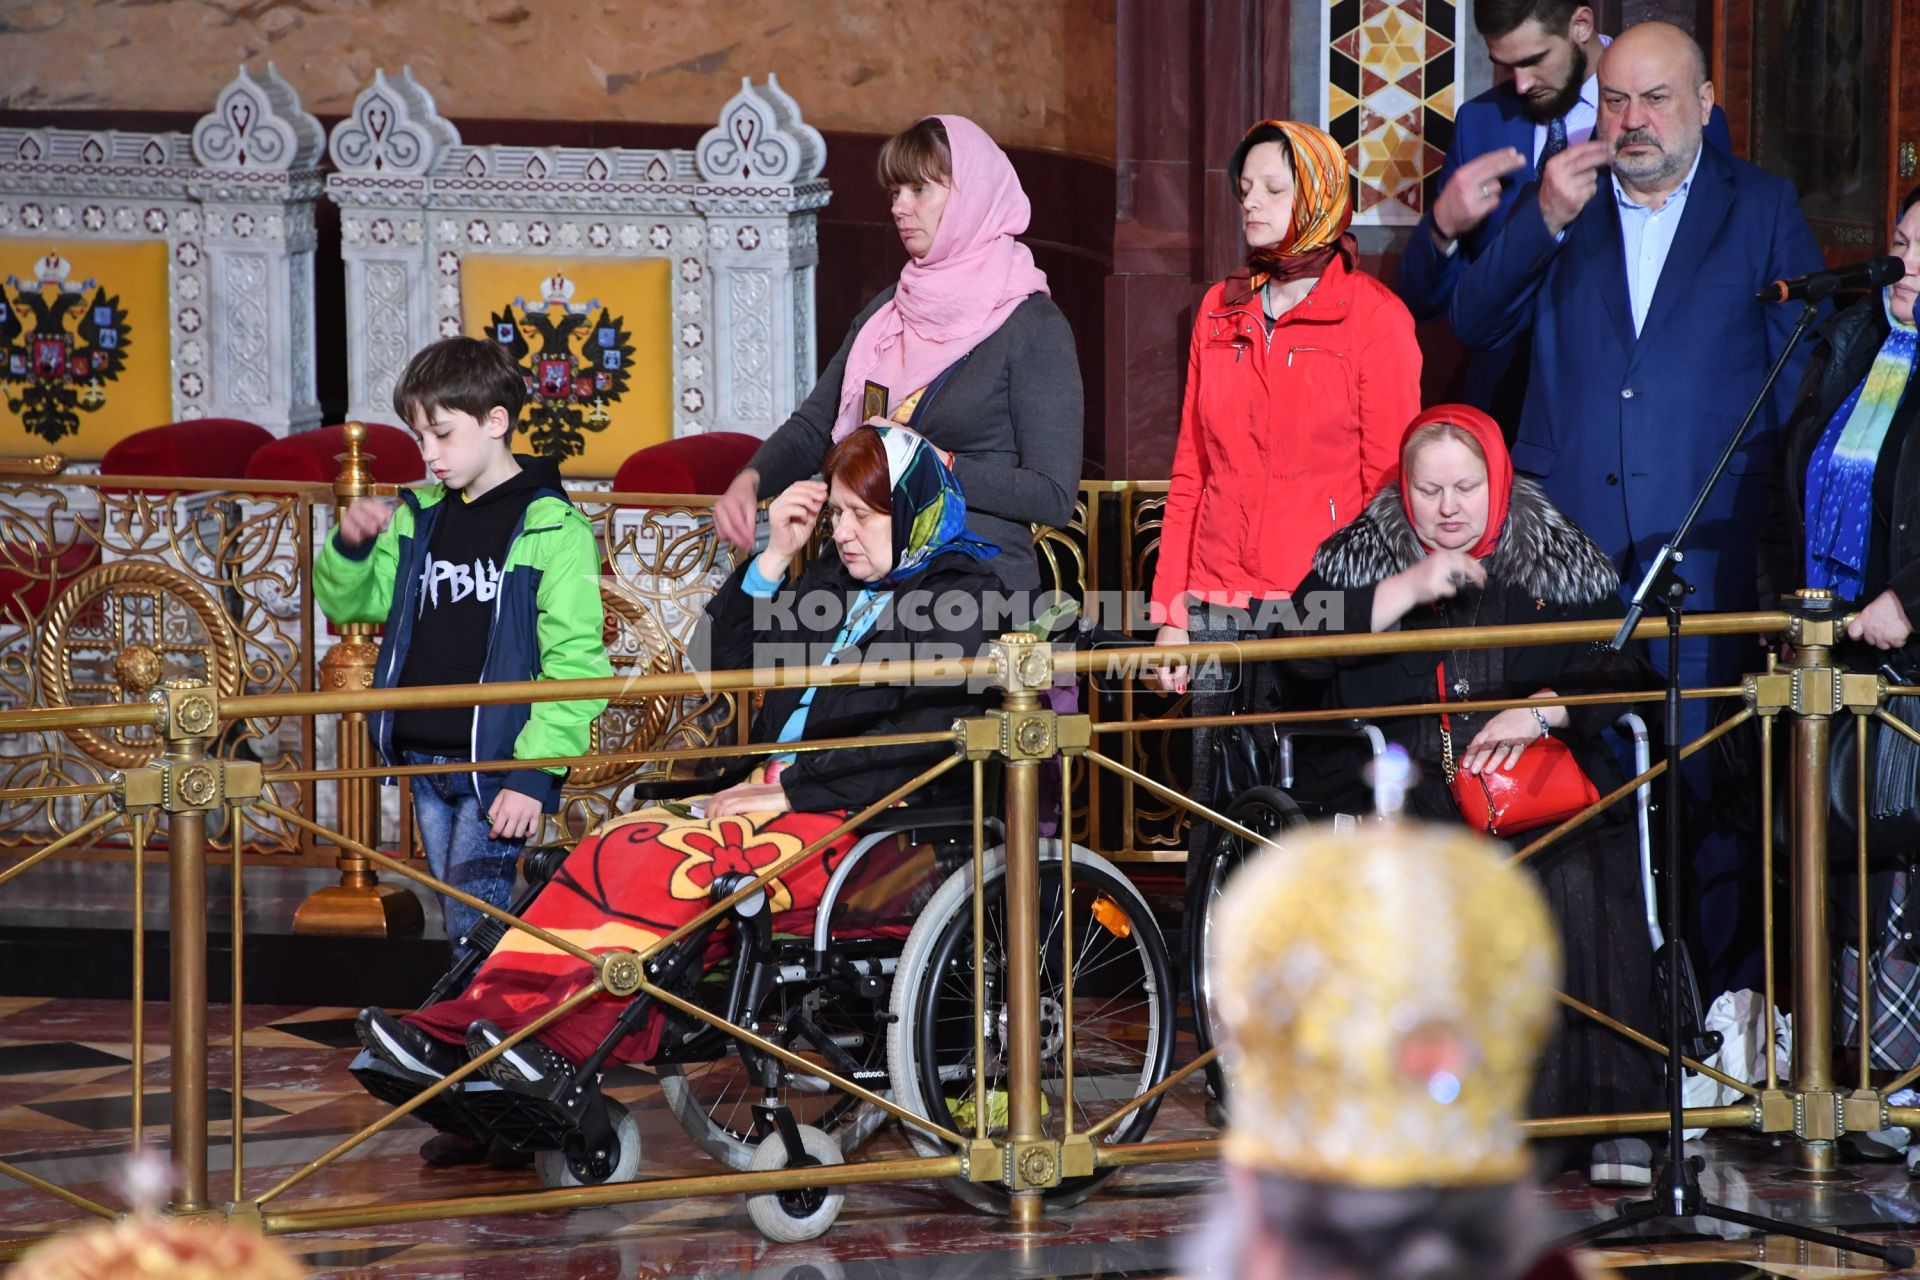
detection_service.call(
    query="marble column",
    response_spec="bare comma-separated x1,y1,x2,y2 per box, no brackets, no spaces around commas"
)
1105,0,1287,479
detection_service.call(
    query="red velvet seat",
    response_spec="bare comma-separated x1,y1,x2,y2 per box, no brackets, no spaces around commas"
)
243,423,425,486
0,539,100,624
100,418,273,482
612,432,761,496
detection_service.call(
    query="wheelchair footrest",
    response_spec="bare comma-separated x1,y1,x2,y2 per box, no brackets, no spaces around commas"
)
461,1072,599,1154
348,1051,499,1145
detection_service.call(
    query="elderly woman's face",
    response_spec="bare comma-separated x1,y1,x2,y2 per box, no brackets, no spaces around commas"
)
1892,202,1920,327
1238,142,1296,252
828,477,894,583
1406,437,1490,553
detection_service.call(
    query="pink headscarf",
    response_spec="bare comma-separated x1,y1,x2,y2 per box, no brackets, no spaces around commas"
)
830,115,1052,441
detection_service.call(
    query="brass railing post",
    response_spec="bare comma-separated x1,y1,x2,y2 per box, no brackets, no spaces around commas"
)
988,632,1062,1227
1752,590,1889,1178
1788,599,1837,1178
294,422,423,937
116,682,265,1218
145,681,217,1214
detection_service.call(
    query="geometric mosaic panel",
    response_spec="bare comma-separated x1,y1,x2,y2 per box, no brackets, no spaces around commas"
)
1324,0,1464,226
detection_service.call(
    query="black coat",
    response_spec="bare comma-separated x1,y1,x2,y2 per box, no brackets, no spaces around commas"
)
1288,480,1648,820
1290,481,1665,1122
697,550,996,813
1760,294,1920,623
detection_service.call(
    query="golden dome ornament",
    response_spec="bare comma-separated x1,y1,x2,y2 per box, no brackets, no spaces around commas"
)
11,1149,307,1279
1210,803,1561,1189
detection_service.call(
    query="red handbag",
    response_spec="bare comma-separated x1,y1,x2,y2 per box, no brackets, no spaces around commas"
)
1437,663,1599,838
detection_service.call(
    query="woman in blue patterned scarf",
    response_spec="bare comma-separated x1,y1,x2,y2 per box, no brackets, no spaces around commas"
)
351,425,1004,1165
1762,185,1920,1093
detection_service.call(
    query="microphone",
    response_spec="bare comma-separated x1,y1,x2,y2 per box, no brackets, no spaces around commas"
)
1758,255,1904,303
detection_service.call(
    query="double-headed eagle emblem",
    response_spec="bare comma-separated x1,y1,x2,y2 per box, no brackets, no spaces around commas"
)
1,252,130,445
488,270,634,459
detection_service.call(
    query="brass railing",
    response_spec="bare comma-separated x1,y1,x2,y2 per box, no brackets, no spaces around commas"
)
0,427,751,931
0,592,1913,1254
0,442,1204,929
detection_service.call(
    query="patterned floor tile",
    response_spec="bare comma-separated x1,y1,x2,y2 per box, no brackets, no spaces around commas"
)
4,997,1920,1277
27,1087,288,1130
266,1017,365,1050
0,1042,129,1075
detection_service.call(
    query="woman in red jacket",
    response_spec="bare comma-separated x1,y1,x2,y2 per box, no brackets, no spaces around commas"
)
1150,119,1421,858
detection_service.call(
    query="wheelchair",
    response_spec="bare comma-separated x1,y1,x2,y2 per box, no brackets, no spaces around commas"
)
1185,709,1660,1104
350,764,1177,1241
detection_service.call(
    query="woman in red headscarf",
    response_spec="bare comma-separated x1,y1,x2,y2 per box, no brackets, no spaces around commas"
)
1288,404,1664,1185
1149,120,1421,876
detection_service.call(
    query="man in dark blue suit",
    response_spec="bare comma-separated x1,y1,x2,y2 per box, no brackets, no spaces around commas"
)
1399,1,1607,434
1400,1,1731,438
1452,23,1826,998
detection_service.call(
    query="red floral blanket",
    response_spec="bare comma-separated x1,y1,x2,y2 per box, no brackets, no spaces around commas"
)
408,805,854,1065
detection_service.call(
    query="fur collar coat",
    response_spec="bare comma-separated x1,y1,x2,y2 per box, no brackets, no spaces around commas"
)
1287,478,1641,817
1310,477,1619,604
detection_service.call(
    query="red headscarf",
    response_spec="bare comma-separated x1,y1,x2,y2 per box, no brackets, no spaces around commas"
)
1396,404,1512,560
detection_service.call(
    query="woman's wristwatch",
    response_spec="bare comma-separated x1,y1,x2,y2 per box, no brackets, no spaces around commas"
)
1531,707,1553,738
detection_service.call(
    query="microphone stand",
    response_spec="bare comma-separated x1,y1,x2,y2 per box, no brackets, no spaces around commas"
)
1565,298,1912,1267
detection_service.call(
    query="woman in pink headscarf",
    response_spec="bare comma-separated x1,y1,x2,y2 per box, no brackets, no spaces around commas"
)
715,115,1083,594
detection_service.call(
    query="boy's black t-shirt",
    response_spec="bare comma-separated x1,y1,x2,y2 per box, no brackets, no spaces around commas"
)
392,458,555,756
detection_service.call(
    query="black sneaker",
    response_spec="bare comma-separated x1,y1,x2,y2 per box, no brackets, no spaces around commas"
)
355,1007,464,1080
416,1131,535,1170
464,1019,577,1087
418,1132,488,1166
487,1138,534,1171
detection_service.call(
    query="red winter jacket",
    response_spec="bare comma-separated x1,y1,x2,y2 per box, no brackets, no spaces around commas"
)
1150,252,1422,621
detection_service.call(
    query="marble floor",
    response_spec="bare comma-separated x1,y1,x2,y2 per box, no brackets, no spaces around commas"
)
3,996,1920,1277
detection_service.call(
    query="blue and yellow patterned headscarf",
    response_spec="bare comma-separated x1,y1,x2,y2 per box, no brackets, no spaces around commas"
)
872,426,1000,585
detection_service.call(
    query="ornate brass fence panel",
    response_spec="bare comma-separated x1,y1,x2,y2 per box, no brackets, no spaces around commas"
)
0,460,752,871
0,476,320,859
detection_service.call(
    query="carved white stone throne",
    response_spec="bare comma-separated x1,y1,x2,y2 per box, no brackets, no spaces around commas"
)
325,70,829,453
0,63,325,439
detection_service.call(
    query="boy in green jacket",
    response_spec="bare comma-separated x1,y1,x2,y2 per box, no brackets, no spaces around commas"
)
316,337,611,958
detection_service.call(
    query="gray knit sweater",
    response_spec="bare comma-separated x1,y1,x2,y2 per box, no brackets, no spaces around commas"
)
746,287,1084,591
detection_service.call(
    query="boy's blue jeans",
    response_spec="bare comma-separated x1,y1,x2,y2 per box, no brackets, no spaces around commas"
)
403,751,525,950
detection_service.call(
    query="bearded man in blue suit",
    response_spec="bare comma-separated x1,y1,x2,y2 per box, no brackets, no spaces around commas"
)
1451,22,1826,997
1400,0,1732,436
1399,0,1607,432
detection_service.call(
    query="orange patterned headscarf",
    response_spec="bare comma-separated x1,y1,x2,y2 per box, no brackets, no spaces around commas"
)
1237,119,1356,289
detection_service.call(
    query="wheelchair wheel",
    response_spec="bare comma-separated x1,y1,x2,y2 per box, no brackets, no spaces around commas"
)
659,968,888,1170
1187,785,1304,1107
744,1123,844,1243
886,840,1174,1213
533,1097,641,1189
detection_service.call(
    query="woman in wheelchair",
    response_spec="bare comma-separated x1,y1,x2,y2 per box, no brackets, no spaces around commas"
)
350,424,998,1170
1286,404,1664,1183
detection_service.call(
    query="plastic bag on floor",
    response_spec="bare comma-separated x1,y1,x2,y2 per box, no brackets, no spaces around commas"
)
1680,989,1790,1139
